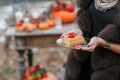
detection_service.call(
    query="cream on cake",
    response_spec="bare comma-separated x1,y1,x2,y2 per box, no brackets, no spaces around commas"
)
63,32,85,47
24,21,37,32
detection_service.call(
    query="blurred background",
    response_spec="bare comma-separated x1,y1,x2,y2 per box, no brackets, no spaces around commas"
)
0,0,77,80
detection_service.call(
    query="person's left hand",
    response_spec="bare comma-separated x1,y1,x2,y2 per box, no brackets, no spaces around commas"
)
80,37,100,52
73,37,105,52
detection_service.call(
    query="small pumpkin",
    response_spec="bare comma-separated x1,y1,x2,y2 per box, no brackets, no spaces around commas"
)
52,11,76,24
39,22,49,30
47,19,55,27
24,65,58,80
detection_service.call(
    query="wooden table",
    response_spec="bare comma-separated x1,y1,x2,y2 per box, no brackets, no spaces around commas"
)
5,22,77,79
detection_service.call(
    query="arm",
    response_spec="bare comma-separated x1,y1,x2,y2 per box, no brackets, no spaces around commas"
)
105,43,120,54
97,37,120,54
78,37,120,54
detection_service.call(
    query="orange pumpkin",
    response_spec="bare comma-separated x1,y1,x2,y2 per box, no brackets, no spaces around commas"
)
24,65,58,80
47,19,55,27
39,22,49,30
52,11,76,24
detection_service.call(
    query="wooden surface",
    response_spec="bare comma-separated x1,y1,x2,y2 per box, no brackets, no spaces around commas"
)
5,22,77,37
5,22,77,49
3,0,78,49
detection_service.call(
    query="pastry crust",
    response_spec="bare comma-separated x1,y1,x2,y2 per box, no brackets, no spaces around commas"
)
15,21,37,32
25,23,37,31
15,23,25,32
63,34,85,47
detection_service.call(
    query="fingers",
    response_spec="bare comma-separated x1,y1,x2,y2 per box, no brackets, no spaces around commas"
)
87,42,94,47
60,34,65,38
72,45,83,50
80,46,95,52
72,43,96,52
73,46,94,52
82,45,96,50
80,41,96,52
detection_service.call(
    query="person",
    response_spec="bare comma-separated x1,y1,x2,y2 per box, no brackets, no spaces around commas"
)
60,0,120,80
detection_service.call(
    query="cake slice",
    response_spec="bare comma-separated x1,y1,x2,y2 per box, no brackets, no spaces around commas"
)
15,22,25,32
63,32,85,47
24,21,37,32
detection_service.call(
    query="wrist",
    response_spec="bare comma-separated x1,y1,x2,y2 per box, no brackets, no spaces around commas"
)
103,41,111,49
97,37,111,49
97,37,106,47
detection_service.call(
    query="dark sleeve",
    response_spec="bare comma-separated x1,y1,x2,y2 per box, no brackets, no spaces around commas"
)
76,0,93,10
97,12,120,43
77,0,93,38
64,1,93,80
64,49,92,80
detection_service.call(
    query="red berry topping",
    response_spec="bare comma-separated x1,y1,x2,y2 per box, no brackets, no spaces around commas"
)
43,73,48,78
20,20,24,23
53,7,61,12
69,33,71,35
16,22,23,27
71,35,75,38
68,32,75,38
68,35,73,38
24,28,30,32
66,7,74,12
31,21,36,24
68,35,71,38
69,32,74,35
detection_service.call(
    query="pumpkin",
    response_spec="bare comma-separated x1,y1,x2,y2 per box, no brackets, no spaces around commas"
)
52,11,76,24
24,65,58,80
41,73,58,80
38,22,49,30
47,19,55,27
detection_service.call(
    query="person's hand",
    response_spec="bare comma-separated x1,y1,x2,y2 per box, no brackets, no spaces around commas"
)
73,37,106,52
